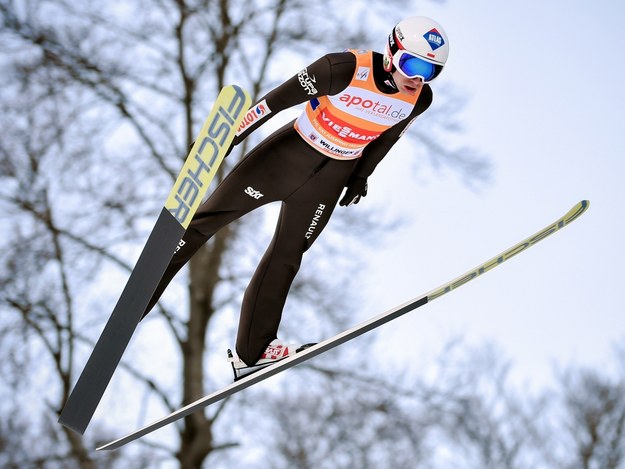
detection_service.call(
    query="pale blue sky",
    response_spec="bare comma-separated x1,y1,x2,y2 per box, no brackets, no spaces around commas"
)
362,0,625,386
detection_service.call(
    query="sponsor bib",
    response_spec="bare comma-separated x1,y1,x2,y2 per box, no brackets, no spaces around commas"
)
294,50,419,159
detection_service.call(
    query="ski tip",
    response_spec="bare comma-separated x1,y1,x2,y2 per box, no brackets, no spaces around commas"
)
563,200,590,226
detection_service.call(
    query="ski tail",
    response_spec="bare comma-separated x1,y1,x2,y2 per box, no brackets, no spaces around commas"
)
58,85,251,435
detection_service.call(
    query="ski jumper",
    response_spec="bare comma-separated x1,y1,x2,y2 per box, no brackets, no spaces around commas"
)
145,50,433,365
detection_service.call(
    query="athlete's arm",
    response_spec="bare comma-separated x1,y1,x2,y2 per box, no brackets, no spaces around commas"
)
231,52,356,145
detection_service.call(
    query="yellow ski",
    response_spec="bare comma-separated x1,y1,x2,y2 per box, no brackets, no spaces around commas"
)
59,85,251,435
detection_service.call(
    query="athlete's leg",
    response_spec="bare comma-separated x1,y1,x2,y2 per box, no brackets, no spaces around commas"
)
235,156,357,365
143,123,308,317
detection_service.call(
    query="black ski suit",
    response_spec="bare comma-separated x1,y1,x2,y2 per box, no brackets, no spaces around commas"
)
145,50,433,365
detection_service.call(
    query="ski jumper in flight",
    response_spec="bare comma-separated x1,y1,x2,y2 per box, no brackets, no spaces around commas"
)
144,16,450,379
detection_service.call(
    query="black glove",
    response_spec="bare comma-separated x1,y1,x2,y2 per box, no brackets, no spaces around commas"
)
339,176,368,206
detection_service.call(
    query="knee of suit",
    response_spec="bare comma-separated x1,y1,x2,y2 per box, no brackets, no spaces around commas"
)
266,251,304,278
177,226,212,254
141,228,212,320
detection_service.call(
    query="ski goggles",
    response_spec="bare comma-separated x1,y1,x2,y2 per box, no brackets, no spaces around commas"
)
393,50,444,83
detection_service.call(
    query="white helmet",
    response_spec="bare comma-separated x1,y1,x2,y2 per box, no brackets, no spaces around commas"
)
383,16,449,82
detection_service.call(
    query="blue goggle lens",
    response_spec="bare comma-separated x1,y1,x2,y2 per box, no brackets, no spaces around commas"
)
398,53,441,81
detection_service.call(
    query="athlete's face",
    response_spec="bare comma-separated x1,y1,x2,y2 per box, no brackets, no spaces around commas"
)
392,70,424,96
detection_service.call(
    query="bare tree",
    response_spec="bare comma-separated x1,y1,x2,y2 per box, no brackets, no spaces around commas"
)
243,369,430,468
428,342,549,468
242,340,551,469
551,357,625,469
0,0,494,467
256,341,625,469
